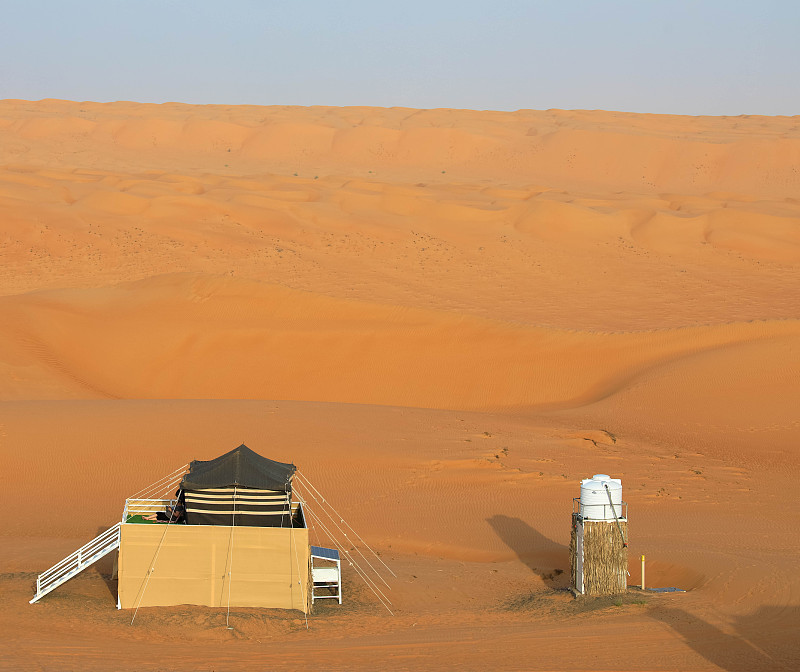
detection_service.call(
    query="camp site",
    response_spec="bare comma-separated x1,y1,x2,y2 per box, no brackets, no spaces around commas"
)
29,444,393,623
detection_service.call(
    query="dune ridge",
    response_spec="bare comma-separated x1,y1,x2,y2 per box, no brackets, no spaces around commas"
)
2,99,799,198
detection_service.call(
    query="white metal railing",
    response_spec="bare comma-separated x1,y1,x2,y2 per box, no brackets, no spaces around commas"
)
127,464,188,501
120,464,186,522
31,523,122,604
122,498,177,522
573,497,628,520
30,464,189,605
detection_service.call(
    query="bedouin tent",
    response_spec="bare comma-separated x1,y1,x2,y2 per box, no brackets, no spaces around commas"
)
118,444,310,612
31,442,391,617
180,444,297,527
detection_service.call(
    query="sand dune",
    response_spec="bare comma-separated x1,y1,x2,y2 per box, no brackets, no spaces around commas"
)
0,274,798,417
1,161,798,333
2,100,799,198
1,100,799,671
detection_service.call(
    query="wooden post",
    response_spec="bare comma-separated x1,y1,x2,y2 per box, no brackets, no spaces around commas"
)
641,554,645,590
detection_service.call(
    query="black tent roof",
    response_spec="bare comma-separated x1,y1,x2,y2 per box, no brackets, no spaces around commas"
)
180,444,295,492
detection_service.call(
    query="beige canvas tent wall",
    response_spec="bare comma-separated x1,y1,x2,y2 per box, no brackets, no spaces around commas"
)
118,518,311,612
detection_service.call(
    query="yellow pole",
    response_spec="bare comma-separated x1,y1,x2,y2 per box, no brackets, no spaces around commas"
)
641,554,646,590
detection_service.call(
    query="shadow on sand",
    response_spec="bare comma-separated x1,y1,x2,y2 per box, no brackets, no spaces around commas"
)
93,524,119,603
650,606,800,671
486,515,569,587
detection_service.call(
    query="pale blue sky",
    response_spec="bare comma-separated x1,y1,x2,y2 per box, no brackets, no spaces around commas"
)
1,0,797,115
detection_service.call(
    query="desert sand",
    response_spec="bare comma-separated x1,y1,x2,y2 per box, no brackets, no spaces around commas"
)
0,99,799,671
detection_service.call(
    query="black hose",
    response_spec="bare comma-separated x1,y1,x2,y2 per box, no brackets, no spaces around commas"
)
604,483,628,547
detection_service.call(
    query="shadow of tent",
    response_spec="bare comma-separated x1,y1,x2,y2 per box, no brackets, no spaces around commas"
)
650,606,800,672
485,515,569,586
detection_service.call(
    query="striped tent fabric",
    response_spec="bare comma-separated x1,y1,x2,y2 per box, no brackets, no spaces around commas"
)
179,444,297,527
183,487,292,527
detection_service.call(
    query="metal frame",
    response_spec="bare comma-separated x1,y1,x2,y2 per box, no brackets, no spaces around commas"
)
573,497,628,521
310,546,342,604
122,498,177,522
30,523,122,604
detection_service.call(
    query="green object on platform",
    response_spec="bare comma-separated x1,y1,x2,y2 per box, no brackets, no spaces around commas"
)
125,514,159,524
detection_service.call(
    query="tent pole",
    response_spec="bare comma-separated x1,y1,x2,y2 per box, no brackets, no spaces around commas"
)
289,492,309,628
225,485,237,629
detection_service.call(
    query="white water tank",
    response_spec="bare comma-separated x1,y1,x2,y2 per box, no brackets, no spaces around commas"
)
580,474,623,520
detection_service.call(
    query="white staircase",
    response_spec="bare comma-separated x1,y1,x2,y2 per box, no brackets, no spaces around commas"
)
30,523,122,604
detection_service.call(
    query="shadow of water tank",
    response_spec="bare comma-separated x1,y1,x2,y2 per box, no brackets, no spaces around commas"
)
485,515,568,586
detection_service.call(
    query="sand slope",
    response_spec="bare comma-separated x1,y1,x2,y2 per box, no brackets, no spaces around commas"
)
0,274,798,421
0,100,799,671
